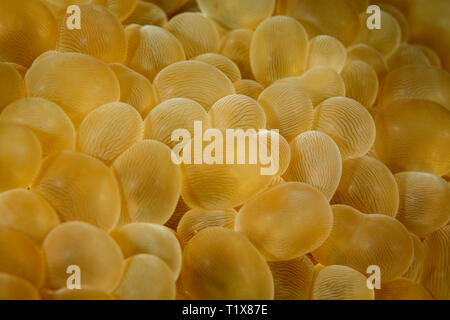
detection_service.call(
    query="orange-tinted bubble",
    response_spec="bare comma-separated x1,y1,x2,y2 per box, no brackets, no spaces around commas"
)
268,256,315,300
109,63,158,117
111,223,182,279
1,98,75,157
193,53,241,83
181,227,274,299
235,182,333,261
165,13,220,59
153,61,235,111
312,97,376,159
57,4,127,63
0,62,25,112
124,1,167,26
43,221,124,292
341,61,379,109
375,278,433,300
209,94,266,130
312,205,413,282
0,122,42,193
112,140,181,225
355,10,401,58
421,226,449,299
233,80,264,100
347,44,388,80
114,254,176,300
378,65,450,111
219,29,254,79
403,233,425,282
283,131,342,201
0,273,39,300
32,151,121,231
306,35,346,73
250,16,308,86
395,172,449,236
0,189,59,243
176,208,236,247
142,0,189,15
25,52,120,126
125,24,185,81
257,82,313,142
144,98,210,148
197,0,275,30
312,265,374,300
0,0,57,67
374,99,450,176
387,43,431,71
277,67,346,106
0,226,46,288
332,156,399,217
279,0,360,46
77,102,144,164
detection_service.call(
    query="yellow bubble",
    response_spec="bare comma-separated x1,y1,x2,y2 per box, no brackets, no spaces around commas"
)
0,189,59,243
125,24,185,81
193,53,241,83
283,131,342,201
32,151,121,231
114,254,175,300
257,82,313,142
219,29,254,79
144,98,210,148
0,62,25,112
176,208,236,247
0,226,46,288
0,0,57,67
197,0,275,30
306,35,346,73
395,172,449,236
43,221,124,291
181,227,274,299
250,16,308,86
312,205,413,282
233,80,264,100
0,122,42,193
355,10,401,58
57,4,127,63
421,226,449,299
235,182,333,261
0,273,39,300
341,61,379,109
153,61,235,110
332,156,399,217
77,102,144,164
312,265,374,300
374,99,450,175
165,12,220,59
279,0,360,46
268,256,315,300
0,98,75,157
123,1,167,26
209,94,266,130
25,52,120,126
312,97,376,159
111,223,182,279
112,140,181,225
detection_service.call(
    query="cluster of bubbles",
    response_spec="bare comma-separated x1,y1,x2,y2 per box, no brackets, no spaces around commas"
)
0,0,448,300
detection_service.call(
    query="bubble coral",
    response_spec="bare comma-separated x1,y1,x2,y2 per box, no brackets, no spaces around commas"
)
235,182,333,261
32,151,121,231
181,227,274,299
